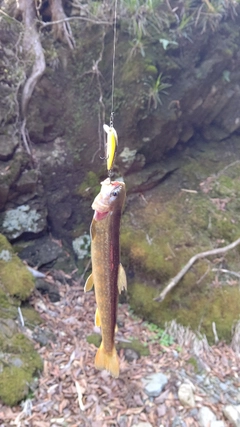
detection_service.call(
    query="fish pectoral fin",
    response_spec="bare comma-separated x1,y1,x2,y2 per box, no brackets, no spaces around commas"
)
117,263,127,293
95,307,101,327
84,273,94,292
95,342,120,378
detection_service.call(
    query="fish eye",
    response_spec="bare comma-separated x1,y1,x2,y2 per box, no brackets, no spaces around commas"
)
111,186,121,197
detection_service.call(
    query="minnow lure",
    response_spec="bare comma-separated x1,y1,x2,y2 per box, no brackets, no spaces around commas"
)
103,124,118,172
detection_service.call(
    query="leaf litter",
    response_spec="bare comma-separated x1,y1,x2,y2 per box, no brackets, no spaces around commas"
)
0,272,238,426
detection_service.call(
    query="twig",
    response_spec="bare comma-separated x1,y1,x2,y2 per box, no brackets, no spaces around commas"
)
39,16,112,28
212,268,240,279
212,322,219,344
154,237,240,302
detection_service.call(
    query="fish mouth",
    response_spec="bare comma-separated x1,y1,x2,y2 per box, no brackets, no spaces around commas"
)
92,193,110,213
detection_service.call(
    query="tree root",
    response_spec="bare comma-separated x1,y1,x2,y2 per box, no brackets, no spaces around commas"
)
49,0,75,49
18,0,46,157
154,237,240,302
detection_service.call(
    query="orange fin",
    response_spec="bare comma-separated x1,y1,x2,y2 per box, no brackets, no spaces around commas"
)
117,263,127,293
95,342,120,378
84,273,94,292
95,307,101,327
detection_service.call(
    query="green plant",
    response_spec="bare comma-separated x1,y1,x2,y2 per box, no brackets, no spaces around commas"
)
159,38,178,50
128,35,147,59
145,322,174,346
145,73,172,110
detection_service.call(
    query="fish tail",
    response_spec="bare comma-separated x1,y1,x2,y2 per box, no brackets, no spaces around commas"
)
95,342,119,378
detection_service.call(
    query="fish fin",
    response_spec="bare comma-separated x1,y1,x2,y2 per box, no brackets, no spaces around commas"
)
95,342,120,378
84,273,94,292
95,307,101,327
117,263,127,293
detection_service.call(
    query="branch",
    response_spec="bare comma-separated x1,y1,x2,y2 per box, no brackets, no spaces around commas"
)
39,15,112,29
154,237,240,302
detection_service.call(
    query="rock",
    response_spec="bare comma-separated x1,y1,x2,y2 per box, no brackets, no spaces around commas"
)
18,236,64,268
0,333,43,406
178,382,195,408
0,183,9,210
0,234,34,300
142,372,168,397
0,134,18,161
198,406,216,427
202,124,229,142
211,422,226,427
125,161,178,194
72,234,91,259
132,423,153,427
32,327,56,347
123,348,139,362
35,278,60,302
15,169,38,194
1,204,47,240
223,405,240,427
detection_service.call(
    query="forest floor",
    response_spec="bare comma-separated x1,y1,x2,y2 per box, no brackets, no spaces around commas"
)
0,273,239,427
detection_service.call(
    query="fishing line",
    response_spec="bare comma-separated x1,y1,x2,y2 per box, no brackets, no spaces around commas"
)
110,0,118,128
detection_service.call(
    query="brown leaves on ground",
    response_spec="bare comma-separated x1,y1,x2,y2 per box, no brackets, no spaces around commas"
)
0,275,238,426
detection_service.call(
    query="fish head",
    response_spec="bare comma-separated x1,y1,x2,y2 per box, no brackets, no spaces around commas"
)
92,178,126,221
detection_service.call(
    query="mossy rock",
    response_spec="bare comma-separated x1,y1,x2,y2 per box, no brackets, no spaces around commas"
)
0,234,34,301
87,333,149,357
121,158,240,344
0,333,43,406
76,171,100,200
21,305,43,329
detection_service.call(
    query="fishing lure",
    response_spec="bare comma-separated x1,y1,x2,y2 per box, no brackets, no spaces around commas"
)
103,124,118,173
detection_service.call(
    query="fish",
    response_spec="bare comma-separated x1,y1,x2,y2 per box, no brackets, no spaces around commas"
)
103,124,118,172
84,177,127,378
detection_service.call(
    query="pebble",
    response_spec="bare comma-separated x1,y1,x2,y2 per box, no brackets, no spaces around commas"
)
198,406,216,427
142,373,168,397
178,382,195,408
211,422,226,427
223,405,240,427
132,423,153,427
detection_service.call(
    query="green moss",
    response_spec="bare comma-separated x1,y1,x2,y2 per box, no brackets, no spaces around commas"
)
76,171,100,199
128,279,240,344
187,357,199,373
0,333,43,406
87,333,101,347
0,286,12,309
0,367,29,406
21,305,42,329
117,339,149,356
0,258,34,300
0,234,12,252
86,334,149,356
0,234,34,301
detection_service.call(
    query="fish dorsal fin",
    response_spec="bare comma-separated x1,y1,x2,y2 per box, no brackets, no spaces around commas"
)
84,273,94,292
95,307,101,327
117,264,127,293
